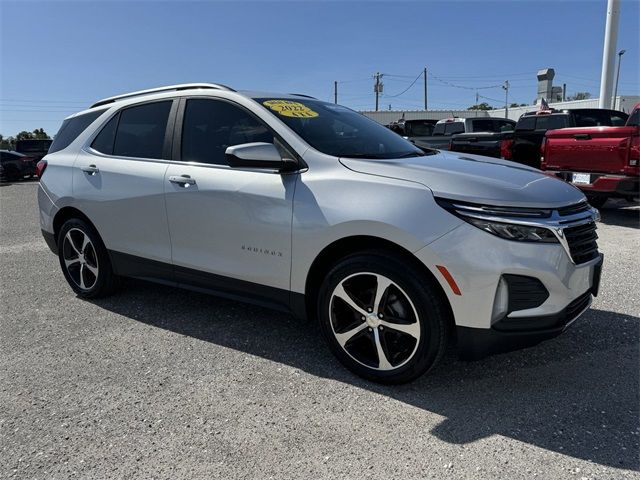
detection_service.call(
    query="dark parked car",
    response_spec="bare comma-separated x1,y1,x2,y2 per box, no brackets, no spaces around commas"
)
15,139,53,162
0,150,37,181
502,108,628,168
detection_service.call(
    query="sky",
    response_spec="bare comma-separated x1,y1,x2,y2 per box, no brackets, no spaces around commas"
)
1,0,638,137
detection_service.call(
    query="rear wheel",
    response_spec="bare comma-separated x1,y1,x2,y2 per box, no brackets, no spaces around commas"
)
57,218,119,298
317,251,449,384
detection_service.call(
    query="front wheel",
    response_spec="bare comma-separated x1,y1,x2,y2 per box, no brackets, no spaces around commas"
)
57,218,119,298
317,251,449,384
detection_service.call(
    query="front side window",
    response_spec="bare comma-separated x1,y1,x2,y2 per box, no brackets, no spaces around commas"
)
256,98,427,158
181,99,274,165
627,108,639,127
49,110,106,154
112,101,172,159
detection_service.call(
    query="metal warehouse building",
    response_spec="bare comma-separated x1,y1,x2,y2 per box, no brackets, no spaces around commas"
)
361,95,639,125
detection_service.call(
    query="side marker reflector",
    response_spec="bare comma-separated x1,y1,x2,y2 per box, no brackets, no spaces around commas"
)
436,265,461,296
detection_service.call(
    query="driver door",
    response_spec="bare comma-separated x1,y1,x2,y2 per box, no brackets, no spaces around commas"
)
164,97,296,308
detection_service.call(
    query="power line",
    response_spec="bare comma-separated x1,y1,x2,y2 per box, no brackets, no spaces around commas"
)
384,71,423,98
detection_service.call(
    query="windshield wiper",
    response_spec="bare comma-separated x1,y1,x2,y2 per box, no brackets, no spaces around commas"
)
396,151,426,158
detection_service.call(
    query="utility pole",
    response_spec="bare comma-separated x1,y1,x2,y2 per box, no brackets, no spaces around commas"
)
612,49,626,108
599,0,621,109
334,81,338,104
374,72,383,112
475,91,479,117
562,83,566,102
502,80,510,118
424,67,428,111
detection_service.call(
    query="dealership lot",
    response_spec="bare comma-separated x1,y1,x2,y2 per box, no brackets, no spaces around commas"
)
1,181,638,479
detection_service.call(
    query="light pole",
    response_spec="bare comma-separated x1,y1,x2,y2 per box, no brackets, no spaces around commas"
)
612,49,626,108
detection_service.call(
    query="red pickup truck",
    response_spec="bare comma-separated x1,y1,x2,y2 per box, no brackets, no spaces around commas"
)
541,103,640,208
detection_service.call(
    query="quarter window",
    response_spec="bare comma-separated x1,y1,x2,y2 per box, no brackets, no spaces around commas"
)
91,114,119,155
49,109,106,154
112,101,172,159
181,99,274,165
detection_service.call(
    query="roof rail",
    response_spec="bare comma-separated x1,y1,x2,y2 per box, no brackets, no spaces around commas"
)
90,83,235,108
289,93,317,99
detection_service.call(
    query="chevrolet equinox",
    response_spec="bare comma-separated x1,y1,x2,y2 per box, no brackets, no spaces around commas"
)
37,83,603,383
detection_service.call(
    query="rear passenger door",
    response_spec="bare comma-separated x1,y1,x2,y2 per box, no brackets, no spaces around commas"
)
163,97,295,309
73,100,176,272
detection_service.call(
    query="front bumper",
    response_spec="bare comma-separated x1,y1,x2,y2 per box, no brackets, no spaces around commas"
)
415,217,603,357
456,254,602,359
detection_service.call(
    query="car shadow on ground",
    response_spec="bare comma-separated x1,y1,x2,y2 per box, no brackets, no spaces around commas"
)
597,199,639,229
91,280,639,471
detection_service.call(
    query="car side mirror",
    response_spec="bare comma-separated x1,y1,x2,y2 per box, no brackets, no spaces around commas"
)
225,142,292,171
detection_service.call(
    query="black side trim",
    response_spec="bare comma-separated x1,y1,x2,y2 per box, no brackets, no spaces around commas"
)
41,229,57,255
109,250,293,314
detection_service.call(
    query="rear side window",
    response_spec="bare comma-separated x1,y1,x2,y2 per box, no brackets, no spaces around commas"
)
516,116,536,130
444,122,465,135
112,101,172,159
181,98,274,165
627,109,639,127
535,115,568,130
573,110,628,127
496,120,515,132
471,119,496,132
49,109,106,154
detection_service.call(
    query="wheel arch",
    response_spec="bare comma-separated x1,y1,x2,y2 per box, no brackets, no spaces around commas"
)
52,206,101,247
302,235,455,339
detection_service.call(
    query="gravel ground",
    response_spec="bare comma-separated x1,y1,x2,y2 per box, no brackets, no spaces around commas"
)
1,180,638,480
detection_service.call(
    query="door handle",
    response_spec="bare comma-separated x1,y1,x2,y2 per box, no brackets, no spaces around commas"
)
573,133,591,140
81,164,99,175
169,175,196,187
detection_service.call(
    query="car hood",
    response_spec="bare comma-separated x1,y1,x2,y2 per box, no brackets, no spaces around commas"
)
340,150,585,208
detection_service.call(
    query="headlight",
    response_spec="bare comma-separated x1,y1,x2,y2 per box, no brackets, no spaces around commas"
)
435,198,558,243
464,217,557,242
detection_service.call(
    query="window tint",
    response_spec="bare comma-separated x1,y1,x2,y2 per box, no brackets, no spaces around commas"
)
497,120,515,132
91,114,119,155
471,119,496,132
49,110,106,154
573,110,628,127
516,116,536,130
627,108,639,127
444,122,465,135
432,123,445,135
535,115,568,130
113,101,172,159
181,99,274,165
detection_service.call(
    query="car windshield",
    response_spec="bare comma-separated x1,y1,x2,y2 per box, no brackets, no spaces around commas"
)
256,98,430,159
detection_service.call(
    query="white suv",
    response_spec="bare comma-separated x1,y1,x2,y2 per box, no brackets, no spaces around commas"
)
37,83,603,383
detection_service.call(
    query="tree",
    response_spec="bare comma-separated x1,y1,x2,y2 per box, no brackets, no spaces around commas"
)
15,131,35,140
510,103,528,108
0,135,16,150
32,128,50,139
567,92,591,101
467,102,493,111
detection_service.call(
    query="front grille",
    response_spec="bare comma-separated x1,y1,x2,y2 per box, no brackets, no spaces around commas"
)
557,201,590,217
564,221,599,264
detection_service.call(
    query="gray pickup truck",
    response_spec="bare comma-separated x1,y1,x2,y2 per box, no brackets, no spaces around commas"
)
412,117,515,151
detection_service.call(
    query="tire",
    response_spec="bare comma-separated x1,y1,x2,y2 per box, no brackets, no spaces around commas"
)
57,218,119,298
587,195,608,209
317,250,449,384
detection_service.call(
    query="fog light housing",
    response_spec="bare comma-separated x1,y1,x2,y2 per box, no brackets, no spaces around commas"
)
491,277,509,323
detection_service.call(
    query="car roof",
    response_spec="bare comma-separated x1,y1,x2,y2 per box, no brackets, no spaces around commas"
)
64,84,320,121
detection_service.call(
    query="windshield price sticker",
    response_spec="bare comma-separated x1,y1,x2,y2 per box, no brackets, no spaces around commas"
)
263,100,319,118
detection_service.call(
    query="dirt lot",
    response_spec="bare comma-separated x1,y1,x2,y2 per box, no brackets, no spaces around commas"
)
1,180,638,479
